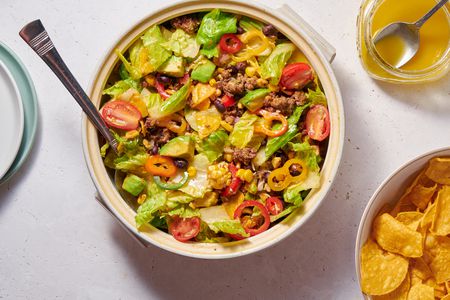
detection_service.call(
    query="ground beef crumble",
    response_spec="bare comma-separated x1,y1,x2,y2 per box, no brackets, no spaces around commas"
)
263,91,307,115
233,147,257,165
145,118,176,148
216,72,258,97
170,15,200,35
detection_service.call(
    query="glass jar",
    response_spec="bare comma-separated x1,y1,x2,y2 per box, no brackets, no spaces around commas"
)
357,0,450,83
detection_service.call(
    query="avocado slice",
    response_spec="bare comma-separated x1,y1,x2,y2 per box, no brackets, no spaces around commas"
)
158,56,185,77
159,136,195,159
239,88,270,111
191,60,216,83
122,174,146,196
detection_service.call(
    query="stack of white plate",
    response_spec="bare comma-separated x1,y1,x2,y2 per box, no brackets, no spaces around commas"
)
0,42,38,185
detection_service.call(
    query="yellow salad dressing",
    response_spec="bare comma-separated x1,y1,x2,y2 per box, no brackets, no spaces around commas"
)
359,0,450,81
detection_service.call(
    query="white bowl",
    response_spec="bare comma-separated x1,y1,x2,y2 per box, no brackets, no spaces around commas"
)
82,0,345,259
355,146,450,298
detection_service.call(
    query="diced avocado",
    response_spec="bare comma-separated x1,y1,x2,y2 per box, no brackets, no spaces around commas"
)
122,174,146,196
239,88,270,111
159,136,194,159
191,60,216,83
158,56,185,77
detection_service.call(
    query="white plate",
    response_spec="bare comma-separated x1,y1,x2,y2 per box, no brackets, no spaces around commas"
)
0,60,24,179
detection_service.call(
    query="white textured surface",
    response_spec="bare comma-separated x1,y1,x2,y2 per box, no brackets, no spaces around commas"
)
0,0,449,299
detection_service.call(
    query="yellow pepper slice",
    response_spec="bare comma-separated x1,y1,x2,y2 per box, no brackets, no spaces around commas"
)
156,113,187,135
267,159,308,191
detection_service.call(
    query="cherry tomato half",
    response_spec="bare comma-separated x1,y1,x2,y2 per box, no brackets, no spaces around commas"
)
169,216,201,242
305,104,330,142
219,34,243,54
101,100,141,130
234,200,270,236
145,155,177,177
265,197,284,215
279,63,314,90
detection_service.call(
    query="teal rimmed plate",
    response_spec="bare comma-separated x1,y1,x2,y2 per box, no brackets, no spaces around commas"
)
0,42,38,185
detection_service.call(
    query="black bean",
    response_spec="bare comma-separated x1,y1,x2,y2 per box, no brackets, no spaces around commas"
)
227,65,238,75
174,159,188,169
262,24,278,37
236,26,244,34
289,164,302,176
213,100,226,113
157,74,172,85
152,145,159,155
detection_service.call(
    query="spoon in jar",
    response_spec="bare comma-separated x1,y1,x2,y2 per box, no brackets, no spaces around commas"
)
19,19,119,153
372,0,448,68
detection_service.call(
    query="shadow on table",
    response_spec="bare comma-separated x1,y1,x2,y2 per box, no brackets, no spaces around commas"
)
0,108,42,210
373,72,450,113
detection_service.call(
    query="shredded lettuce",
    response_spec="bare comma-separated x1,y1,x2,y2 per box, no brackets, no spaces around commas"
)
197,130,228,162
195,222,231,243
167,205,200,218
102,78,139,98
265,104,310,159
200,46,219,58
239,16,264,32
261,43,295,85
179,154,210,198
161,29,200,58
100,143,109,158
197,9,237,51
307,87,327,106
208,220,249,237
229,112,258,148
113,152,147,171
141,25,172,69
135,180,166,228
283,170,320,206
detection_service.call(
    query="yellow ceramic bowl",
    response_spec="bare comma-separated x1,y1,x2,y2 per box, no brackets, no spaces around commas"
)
82,0,345,259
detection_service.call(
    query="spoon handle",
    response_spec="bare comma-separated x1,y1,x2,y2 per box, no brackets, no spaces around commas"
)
19,19,119,153
415,0,448,28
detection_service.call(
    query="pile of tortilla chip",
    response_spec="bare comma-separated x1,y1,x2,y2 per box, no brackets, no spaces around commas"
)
360,157,450,299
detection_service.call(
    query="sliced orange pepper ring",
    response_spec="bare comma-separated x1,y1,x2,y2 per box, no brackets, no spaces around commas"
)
267,167,292,191
145,155,177,177
254,109,288,137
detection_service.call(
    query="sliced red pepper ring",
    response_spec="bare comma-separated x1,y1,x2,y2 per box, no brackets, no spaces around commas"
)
254,109,288,137
153,171,189,190
265,197,284,215
221,163,242,197
234,200,270,236
145,155,177,177
219,33,243,54
221,95,236,108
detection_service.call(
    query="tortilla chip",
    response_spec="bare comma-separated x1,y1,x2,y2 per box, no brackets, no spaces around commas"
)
410,257,433,281
396,211,424,231
408,183,437,210
373,274,410,300
429,246,450,283
391,171,427,216
425,157,450,185
373,213,423,257
361,239,409,295
431,185,450,236
421,203,436,229
442,295,450,300
407,283,434,300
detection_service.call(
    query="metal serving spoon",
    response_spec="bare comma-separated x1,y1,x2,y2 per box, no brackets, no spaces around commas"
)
372,0,448,68
19,20,119,153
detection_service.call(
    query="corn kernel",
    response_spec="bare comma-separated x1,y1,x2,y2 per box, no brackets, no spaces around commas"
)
137,194,147,205
224,153,233,162
209,79,217,86
125,130,139,139
237,103,243,109
187,166,197,177
237,169,254,183
257,78,268,86
144,75,156,86
143,139,151,149
272,157,282,169
245,66,257,77
215,89,222,96
220,121,234,132
269,84,279,92
140,120,147,136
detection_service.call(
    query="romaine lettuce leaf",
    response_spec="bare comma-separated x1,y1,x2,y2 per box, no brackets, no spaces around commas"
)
208,220,249,237
161,29,200,58
197,9,237,49
140,25,172,70
102,78,139,98
261,43,295,85
113,152,148,171
265,104,310,159
229,112,258,148
167,205,200,218
239,16,264,32
195,222,230,243
135,180,166,228
307,87,327,106
197,130,228,162
179,154,210,198
200,46,219,59
288,141,321,172
283,170,320,206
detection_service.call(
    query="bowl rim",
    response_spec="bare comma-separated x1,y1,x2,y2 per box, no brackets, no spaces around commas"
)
354,146,450,298
82,0,345,259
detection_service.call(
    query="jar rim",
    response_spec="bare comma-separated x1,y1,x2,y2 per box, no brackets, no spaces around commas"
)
363,0,450,80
